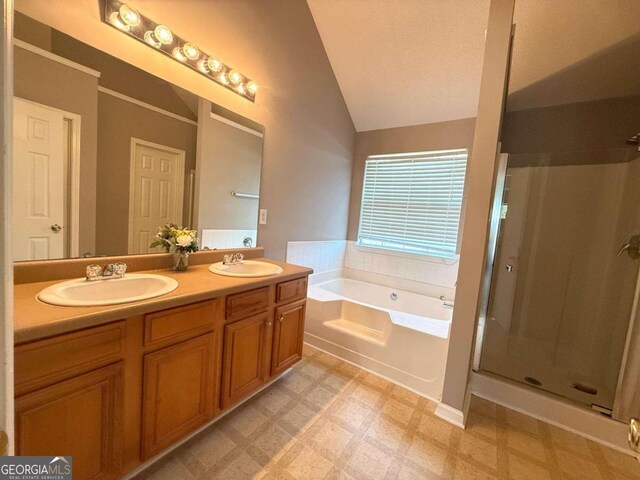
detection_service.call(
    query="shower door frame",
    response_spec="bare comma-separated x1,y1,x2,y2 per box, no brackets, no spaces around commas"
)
472,151,509,372
474,151,640,423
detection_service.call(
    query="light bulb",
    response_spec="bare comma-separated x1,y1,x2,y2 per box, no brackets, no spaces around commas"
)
109,12,130,31
197,59,209,73
228,69,242,85
246,81,258,94
182,43,199,60
154,25,173,45
236,84,246,95
219,72,229,85
118,4,140,27
144,31,161,48
172,47,186,61
206,56,223,73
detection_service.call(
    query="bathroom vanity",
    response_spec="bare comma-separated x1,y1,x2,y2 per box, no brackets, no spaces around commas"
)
12,255,310,479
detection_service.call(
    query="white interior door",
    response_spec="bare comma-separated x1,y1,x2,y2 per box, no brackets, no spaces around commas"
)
128,139,185,254
12,98,65,261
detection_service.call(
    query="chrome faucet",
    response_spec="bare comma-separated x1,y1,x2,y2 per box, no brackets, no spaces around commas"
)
222,253,244,265
243,236,253,248
86,262,127,281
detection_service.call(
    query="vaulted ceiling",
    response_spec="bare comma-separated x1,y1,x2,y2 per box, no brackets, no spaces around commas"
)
307,0,491,132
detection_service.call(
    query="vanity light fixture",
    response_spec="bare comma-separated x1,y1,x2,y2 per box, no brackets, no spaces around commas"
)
103,0,258,101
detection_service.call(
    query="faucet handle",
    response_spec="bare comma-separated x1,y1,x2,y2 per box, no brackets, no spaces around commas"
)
235,253,244,263
113,263,127,277
86,264,102,280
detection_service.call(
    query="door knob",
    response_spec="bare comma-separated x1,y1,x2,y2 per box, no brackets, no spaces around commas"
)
617,235,640,260
50,224,62,232
629,418,640,453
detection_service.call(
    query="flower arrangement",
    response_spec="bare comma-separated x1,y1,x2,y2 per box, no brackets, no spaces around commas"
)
150,223,199,254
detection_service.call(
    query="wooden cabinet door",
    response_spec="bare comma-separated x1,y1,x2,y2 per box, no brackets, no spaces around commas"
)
220,312,269,409
142,334,215,459
15,362,123,480
272,300,306,376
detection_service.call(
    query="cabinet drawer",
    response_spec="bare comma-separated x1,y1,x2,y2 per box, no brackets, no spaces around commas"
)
144,300,216,347
226,287,269,322
276,277,308,304
15,321,126,396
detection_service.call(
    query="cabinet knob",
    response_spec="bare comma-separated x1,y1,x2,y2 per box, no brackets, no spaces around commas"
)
266,320,272,327
279,315,284,323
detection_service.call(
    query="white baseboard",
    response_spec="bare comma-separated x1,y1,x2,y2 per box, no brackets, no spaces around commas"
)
435,402,466,429
471,371,636,457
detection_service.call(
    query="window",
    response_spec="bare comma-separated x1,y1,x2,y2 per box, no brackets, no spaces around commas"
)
357,149,468,259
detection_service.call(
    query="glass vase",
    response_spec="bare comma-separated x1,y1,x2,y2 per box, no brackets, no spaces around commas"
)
173,252,189,272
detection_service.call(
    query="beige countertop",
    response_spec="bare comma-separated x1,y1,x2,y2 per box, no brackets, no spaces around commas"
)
14,258,312,344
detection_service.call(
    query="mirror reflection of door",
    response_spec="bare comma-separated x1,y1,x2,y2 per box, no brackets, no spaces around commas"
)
12,97,79,261
128,139,185,254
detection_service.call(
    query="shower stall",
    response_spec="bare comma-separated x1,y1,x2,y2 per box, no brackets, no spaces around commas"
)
476,1,640,423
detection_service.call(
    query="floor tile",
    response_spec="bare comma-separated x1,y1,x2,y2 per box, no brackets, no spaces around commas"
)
405,435,448,476
346,442,394,480
252,423,297,462
381,396,416,426
140,456,195,480
459,432,498,471
417,412,454,446
228,405,269,437
212,451,266,480
508,453,553,480
366,416,406,452
285,445,334,480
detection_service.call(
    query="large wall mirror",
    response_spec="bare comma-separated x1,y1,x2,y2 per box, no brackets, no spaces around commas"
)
12,12,264,262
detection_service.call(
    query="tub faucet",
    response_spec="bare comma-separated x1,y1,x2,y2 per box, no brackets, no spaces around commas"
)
86,262,127,281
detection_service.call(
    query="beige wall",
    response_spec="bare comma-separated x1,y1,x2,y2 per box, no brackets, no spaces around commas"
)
440,0,515,414
195,101,262,234
95,92,197,256
14,0,356,261
347,118,476,241
13,47,98,256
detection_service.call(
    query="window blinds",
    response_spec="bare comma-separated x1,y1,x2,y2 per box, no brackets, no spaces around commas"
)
357,149,468,258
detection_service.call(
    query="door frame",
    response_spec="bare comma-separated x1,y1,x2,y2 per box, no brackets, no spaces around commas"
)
13,97,82,258
127,138,185,254
1,0,14,455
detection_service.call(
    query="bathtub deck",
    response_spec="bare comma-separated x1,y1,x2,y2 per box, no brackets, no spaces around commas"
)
135,343,637,480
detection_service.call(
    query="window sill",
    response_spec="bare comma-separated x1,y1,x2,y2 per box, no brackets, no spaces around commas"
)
353,243,459,265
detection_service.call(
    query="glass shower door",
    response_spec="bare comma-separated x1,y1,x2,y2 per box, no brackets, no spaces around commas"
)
480,156,640,411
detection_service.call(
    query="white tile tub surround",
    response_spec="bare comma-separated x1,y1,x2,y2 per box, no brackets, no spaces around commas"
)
201,229,257,249
344,241,459,288
286,240,346,274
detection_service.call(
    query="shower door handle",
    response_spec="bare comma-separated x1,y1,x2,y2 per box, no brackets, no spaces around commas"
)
617,235,640,260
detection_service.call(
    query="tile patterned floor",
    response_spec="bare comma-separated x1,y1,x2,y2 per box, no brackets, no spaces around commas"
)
135,344,640,480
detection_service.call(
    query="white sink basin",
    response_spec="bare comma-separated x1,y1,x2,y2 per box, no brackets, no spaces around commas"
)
37,273,179,306
209,260,283,278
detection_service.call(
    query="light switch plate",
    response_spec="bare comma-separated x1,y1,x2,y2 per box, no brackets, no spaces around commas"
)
259,209,268,225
